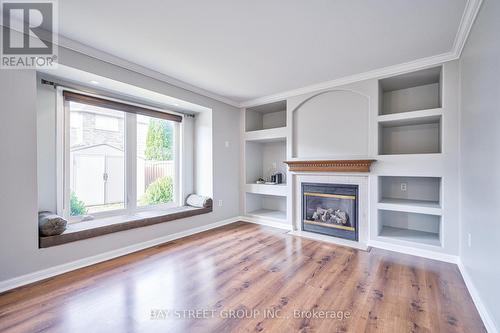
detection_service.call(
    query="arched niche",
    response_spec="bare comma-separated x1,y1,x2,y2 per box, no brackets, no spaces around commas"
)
292,90,369,159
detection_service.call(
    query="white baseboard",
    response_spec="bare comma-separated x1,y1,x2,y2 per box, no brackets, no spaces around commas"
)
0,216,240,293
368,240,459,264
457,259,498,333
238,215,293,231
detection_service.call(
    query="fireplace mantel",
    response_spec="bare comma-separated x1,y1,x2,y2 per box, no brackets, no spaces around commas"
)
284,159,376,173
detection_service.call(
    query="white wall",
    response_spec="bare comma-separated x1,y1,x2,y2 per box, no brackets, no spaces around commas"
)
0,45,240,282
459,0,500,329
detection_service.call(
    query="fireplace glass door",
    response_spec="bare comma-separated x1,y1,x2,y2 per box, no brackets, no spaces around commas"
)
302,183,358,241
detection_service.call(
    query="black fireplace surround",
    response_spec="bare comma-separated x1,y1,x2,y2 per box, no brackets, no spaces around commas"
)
302,183,358,241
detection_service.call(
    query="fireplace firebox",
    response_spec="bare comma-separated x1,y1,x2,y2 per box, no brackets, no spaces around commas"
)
302,183,358,241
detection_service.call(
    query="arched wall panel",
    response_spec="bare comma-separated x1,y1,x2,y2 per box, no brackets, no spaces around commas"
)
292,90,369,159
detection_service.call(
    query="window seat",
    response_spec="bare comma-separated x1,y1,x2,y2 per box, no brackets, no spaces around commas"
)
39,205,212,248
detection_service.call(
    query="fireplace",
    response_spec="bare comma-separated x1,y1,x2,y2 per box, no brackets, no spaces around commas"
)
302,183,358,241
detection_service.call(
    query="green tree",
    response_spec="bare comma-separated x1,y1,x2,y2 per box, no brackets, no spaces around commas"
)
70,191,88,216
145,119,173,161
140,176,173,206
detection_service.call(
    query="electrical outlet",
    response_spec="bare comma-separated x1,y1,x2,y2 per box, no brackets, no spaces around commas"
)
218,199,223,207
400,183,407,192
272,162,277,169
224,141,230,148
468,233,472,248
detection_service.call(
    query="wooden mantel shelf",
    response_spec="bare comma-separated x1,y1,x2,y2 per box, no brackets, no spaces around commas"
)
284,159,376,173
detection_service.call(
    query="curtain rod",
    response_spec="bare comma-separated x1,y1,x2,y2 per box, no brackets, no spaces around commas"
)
40,78,195,118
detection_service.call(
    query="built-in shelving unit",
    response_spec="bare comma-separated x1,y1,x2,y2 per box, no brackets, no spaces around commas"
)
378,66,443,156
245,193,287,222
375,65,450,251
379,67,442,115
379,176,441,207
378,225,441,247
377,174,442,246
379,115,441,155
378,209,441,246
245,100,287,132
244,127,286,143
245,183,287,196
243,100,288,224
245,141,287,184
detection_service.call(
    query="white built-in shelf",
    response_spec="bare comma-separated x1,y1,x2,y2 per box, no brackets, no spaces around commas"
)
378,176,442,214
378,115,442,155
378,108,442,123
245,192,287,223
378,200,442,215
379,176,441,206
378,66,443,156
378,226,441,247
245,140,286,184
243,100,288,225
245,183,287,196
246,209,286,222
373,66,450,253
378,209,441,247
245,100,286,132
379,198,440,208
379,66,442,116
244,127,286,143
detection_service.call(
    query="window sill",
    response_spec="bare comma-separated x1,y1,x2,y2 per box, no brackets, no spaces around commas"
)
39,205,212,248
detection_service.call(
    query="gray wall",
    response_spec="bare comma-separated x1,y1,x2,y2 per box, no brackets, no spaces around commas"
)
0,45,240,282
460,0,500,329
292,90,369,159
36,81,58,212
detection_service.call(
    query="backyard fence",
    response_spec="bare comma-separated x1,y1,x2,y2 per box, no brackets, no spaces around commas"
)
143,160,174,190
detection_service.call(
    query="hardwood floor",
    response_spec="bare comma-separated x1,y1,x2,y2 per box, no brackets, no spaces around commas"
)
0,222,485,333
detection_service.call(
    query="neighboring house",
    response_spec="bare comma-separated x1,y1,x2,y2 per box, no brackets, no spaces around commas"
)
70,102,149,157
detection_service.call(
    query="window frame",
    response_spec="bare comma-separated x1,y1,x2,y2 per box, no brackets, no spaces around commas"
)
56,87,183,222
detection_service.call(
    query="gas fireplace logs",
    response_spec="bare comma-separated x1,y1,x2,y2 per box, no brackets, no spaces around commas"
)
311,207,350,226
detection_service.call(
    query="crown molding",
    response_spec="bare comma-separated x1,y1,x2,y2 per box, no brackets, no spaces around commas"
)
452,0,483,58
56,35,241,108
240,51,457,108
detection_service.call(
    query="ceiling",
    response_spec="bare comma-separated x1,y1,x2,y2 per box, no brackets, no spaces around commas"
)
58,0,469,105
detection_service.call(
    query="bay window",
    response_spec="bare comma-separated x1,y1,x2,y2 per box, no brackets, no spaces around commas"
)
60,90,182,221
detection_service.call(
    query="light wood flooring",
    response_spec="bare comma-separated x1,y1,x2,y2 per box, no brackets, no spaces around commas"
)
0,222,485,332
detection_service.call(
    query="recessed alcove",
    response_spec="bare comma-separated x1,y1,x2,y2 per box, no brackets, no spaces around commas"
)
379,176,441,207
378,115,441,155
378,210,441,246
292,90,369,158
245,100,286,132
245,193,286,222
245,141,286,185
379,66,442,115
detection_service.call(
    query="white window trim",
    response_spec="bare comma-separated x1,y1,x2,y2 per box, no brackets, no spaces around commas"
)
56,87,184,222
